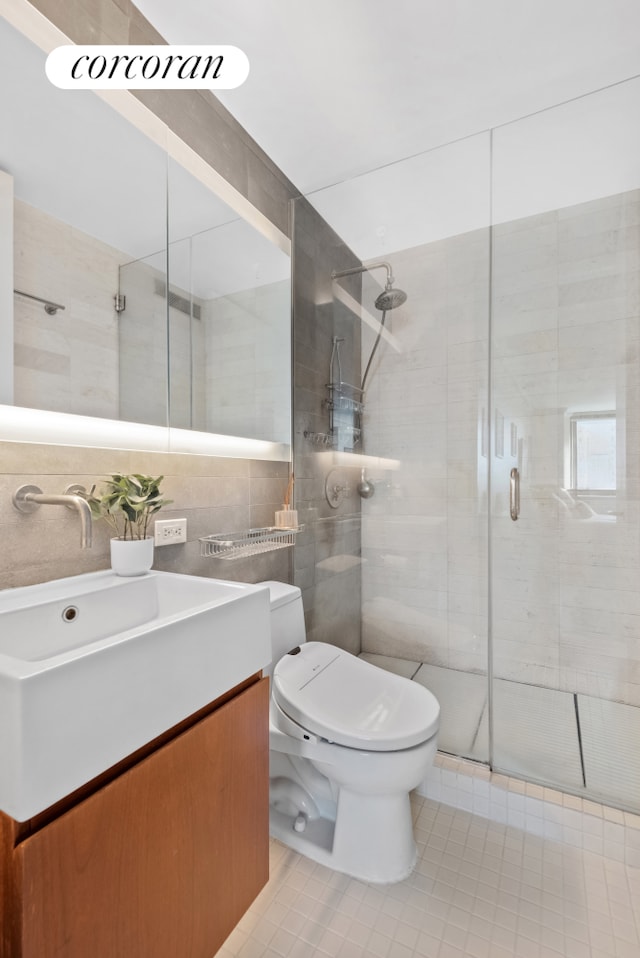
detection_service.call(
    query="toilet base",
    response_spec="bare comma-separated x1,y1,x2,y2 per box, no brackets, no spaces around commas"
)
270,806,335,857
269,785,417,884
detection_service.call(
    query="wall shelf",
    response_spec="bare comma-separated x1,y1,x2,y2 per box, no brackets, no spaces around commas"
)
200,526,300,560
303,430,336,447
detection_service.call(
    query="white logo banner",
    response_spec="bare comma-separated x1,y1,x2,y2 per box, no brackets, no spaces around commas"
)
46,45,250,90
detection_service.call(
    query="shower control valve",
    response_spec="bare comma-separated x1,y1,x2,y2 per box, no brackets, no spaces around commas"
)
325,469,350,509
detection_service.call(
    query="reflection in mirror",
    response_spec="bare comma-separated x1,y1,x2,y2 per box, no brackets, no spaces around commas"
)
0,14,167,423
165,160,291,444
563,410,617,522
118,251,168,427
570,413,616,492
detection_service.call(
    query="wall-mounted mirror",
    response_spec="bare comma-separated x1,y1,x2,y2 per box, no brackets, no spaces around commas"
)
0,14,168,422
0,10,291,454
119,160,291,443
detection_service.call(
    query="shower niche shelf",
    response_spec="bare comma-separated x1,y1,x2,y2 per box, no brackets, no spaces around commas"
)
200,526,301,560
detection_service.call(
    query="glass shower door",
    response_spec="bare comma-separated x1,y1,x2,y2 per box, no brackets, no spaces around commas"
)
490,77,640,811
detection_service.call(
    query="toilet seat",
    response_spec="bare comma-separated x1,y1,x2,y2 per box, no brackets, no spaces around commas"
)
272,642,439,751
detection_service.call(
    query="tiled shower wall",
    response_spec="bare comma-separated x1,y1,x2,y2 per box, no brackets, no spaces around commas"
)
360,228,490,675
360,188,640,711
291,197,363,652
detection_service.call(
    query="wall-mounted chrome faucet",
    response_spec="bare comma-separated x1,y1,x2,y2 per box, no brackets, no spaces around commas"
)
12,484,93,549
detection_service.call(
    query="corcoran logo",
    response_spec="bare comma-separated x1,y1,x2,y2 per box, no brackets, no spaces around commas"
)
45,45,250,89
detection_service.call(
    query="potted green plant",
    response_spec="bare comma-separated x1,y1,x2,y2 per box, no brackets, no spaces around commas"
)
83,474,172,576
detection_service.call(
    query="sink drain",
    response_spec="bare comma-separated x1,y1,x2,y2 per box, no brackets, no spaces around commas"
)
61,605,79,622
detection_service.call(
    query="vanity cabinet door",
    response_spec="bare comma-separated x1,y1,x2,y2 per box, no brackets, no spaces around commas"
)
15,677,269,958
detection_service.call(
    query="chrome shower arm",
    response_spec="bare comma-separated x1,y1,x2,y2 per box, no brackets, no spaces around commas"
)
331,261,395,288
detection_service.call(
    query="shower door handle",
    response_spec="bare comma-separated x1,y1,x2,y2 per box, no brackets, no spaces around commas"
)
510,468,520,521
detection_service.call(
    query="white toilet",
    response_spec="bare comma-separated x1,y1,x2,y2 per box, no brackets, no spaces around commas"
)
262,581,440,884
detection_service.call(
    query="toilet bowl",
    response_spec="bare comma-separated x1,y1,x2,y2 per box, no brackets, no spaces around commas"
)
262,581,440,884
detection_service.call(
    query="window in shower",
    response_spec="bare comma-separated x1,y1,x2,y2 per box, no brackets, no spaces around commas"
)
570,412,616,492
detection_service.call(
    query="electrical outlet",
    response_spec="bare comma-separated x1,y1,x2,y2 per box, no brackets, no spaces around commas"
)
154,518,187,546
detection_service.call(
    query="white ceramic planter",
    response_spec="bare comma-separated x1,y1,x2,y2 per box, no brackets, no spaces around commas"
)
110,537,154,577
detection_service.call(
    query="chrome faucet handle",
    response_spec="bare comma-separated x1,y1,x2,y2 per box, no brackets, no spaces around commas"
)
65,484,88,498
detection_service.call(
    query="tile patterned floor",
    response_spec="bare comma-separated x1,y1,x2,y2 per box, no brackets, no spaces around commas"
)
216,794,640,958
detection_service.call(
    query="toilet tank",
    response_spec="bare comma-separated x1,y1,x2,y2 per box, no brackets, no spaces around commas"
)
259,580,306,679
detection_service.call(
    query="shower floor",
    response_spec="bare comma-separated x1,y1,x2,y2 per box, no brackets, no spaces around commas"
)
359,653,640,814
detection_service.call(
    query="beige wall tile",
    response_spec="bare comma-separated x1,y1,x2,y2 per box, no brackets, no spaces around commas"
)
0,442,289,588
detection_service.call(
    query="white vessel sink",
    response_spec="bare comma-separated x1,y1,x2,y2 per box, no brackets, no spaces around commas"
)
0,570,271,821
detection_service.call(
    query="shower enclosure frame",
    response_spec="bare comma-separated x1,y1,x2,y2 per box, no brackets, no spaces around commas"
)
291,71,640,815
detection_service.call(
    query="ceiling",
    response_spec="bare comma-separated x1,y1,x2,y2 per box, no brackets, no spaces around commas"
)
4,2,639,277
134,0,640,199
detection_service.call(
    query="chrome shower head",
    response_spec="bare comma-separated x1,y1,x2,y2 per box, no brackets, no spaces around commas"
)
331,262,407,311
374,285,407,311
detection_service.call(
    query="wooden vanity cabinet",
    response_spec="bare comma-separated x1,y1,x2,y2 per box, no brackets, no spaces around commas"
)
0,675,269,958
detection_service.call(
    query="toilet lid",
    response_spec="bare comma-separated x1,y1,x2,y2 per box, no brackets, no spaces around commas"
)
272,642,440,751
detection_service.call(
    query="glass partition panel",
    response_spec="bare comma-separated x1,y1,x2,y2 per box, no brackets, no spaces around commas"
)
296,134,492,758
490,76,640,811
292,71,640,813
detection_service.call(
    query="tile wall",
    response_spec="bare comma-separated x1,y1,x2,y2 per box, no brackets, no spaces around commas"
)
117,255,170,427
13,200,125,420
201,280,291,443
119,259,292,442
360,228,490,679
0,441,290,590
291,196,363,652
